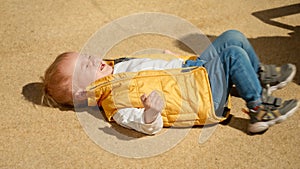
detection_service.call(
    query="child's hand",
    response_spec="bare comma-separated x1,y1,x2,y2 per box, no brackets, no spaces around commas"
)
140,91,164,124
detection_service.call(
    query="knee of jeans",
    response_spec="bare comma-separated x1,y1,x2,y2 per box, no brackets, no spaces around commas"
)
220,30,247,47
222,29,244,38
222,46,250,61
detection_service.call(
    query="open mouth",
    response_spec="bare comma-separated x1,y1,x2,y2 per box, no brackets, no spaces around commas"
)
100,63,105,71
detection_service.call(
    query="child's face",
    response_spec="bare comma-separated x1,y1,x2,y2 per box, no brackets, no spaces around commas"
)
62,53,113,92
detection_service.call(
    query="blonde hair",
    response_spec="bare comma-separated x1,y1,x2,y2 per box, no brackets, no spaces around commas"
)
41,52,74,108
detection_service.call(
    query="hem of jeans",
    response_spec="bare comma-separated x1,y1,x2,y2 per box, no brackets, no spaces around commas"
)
246,98,262,109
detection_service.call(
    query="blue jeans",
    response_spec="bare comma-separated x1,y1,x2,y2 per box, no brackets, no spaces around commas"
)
183,30,262,114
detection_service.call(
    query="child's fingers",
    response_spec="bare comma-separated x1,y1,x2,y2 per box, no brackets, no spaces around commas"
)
155,97,164,109
141,91,164,110
150,91,160,99
140,94,147,102
152,93,162,103
149,91,157,98
148,91,164,110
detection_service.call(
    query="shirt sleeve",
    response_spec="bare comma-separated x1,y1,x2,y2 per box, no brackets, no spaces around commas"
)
112,108,163,135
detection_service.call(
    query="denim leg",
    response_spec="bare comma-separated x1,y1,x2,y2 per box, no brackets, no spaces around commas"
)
201,30,261,73
218,46,262,108
186,30,263,110
202,56,227,116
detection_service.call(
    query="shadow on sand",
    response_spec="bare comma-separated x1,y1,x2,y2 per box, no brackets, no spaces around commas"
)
22,82,147,139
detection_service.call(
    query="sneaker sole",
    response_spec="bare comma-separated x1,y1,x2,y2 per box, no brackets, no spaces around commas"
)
248,101,299,133
268,64,297,94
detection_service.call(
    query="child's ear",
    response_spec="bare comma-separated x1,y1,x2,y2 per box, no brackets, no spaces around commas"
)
74,89,87,101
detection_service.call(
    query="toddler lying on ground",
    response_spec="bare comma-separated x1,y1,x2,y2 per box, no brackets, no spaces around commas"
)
42,30,299,135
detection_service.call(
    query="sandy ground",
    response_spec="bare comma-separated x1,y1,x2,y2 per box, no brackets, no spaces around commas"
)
1,0,300,168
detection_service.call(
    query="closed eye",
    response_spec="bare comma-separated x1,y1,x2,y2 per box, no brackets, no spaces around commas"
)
85,55,92,68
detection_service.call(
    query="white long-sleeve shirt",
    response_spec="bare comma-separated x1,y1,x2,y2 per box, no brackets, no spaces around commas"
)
112,58,184,135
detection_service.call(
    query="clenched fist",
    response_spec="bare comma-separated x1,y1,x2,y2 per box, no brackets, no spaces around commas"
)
140,91,164,124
